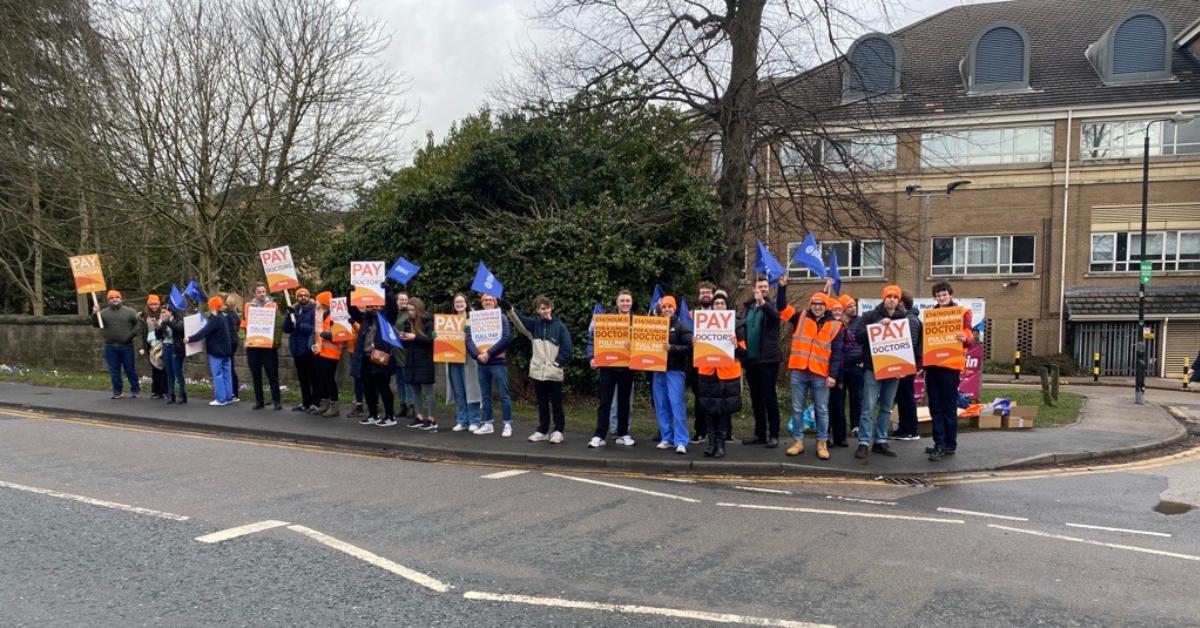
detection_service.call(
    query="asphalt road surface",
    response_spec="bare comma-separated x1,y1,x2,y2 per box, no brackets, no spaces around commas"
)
1,408,1198,627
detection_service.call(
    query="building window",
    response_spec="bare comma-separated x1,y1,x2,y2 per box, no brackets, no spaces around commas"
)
922,126,1053,167
931,235,1035,275
777,141,817,175
786,240,884,279
970,25,1028,90
824,135,897,171
1086,11,1172,83
1081,118,1200,159
1090,230,1200,272
843,34,900,101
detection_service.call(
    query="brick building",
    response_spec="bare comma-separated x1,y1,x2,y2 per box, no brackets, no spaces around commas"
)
728,0,1200,375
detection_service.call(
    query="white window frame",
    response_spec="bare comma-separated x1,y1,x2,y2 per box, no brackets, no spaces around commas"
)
1089,230,1200,272
930,234,1036,276
823,135,897,172
1080,118,1200,160
786,239,885,279
921,126,1053,168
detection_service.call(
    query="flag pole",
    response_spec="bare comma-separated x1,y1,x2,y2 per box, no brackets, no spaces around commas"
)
91,292,104,328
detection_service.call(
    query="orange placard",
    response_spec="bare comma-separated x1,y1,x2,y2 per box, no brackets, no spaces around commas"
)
69,254,106,295
350,285,384,308
434,314,466,363
592,314,631,368
868,318,917,380
629,316,669,371
259,246,299,292
329,297,354,343
245,305,276,349
692,310,736,368
921,306,965,369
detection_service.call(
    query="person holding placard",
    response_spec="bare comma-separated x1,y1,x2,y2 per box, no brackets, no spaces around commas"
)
313,291,345,417
891,291,922,442
187,296,235,406
140,295,167,399
350,294,400,426
400,297,438,432
587,290,637,449
924,281,974,462
282,288,318,412
158,306,187,404
697,291,744,458
852,285,911,460
444,294,482,432
508,295,573,443
466,293,514,436
244,283,282,410
688,281,718,443
91,290,143,399
652,296,693,454
777,284,844,461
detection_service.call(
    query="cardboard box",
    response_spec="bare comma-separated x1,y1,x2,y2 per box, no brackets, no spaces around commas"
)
1003,415,1036,429
973,414,1002,429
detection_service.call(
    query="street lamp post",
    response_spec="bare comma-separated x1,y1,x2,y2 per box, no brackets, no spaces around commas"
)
907,180,971,296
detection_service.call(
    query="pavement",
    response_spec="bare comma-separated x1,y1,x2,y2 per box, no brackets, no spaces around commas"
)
982,372,1195,392
0,381,1190,478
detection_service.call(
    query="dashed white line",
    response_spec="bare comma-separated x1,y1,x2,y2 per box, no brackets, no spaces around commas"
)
543,473,700,503
480,469,530,480
936,507,1029,521
718,502,964,524
287,525,450,592
735,486,793,495
0,479,189,521
827,495,897,507
988,524,1200,562
195,520,290,543
1064,522,1172,538
462,591,834,627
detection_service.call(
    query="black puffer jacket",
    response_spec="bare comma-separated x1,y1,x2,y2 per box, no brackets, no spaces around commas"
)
402,315,435,385
696,317,745,419
853,302,921,372
666,314,693,372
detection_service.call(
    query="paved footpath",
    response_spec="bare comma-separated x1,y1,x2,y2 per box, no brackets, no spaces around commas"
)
0,381,1190,477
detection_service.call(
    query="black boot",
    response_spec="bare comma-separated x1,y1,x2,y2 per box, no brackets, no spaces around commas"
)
166,394,176,405
714,435,726,459
704,433,718,457
179,392,188,404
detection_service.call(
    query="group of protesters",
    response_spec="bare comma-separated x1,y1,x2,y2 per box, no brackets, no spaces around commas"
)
91,273,973,463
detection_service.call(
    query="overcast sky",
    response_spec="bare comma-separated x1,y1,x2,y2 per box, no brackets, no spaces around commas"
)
359,0,996,157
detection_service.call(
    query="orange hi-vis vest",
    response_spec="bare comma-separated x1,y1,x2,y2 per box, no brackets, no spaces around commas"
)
316,315,343,361
780,306,842,376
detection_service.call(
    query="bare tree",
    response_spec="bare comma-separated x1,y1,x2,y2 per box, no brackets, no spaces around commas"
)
507,0,906,288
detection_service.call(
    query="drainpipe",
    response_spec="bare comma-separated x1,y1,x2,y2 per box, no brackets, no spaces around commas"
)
1058,110,1073,354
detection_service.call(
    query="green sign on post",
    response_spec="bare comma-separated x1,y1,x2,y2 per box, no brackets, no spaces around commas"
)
1140,260,1152,284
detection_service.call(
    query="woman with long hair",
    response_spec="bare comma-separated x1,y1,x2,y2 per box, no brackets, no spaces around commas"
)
141,295,167,399
401,296,437,431
447,293,482,432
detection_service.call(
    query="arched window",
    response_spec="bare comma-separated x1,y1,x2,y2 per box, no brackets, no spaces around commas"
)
1086,11,1172,83
843,34,900,101
965,23,1030,92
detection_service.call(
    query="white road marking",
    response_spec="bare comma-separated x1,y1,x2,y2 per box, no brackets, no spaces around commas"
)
1064,522,1172,538
827,495,897,507
462,591,834,627
480,469,530,480
195,520,290,543
989,524,1200,562
544,473,700,503
735,486,793,495
0,478,189,521
718,502,964,524
663,478,696,484
286,525,450,592
937,507,1028,521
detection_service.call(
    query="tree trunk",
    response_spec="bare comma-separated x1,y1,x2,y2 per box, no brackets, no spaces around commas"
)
30,165,45,316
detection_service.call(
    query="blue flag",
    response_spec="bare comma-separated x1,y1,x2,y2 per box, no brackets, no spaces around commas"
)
791,233,826,279
471,261,504,298
827,249,842,295
648,283,664,314
754,240,786,283
376,312,403,349
169,284,187,311
183,280,207,303
678,298,692,326
587,302,603,335
386,257,421,285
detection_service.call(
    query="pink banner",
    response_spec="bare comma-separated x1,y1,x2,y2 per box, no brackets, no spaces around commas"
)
911,343,984,403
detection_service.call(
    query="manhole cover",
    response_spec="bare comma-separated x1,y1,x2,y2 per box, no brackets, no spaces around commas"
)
1153,500,1194,515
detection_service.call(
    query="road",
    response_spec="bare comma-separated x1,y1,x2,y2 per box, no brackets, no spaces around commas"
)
1,407,1198,627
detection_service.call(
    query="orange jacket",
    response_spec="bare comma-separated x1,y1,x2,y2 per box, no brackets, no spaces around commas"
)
316,314,343,361
699,339,746,380
779,305,843,377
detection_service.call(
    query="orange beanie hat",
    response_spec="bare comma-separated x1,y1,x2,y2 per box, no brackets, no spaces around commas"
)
106,290,122,299
208,296,224,311
882,285,902,299
315,291,332,307
839,294,856,309
146,294,160,305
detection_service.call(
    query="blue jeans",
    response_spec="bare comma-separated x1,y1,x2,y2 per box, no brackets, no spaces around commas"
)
448,363,481,427
162,343,186,399
478,363,512,425
394,367,413,405
790,370,830,442
860,372,899,446
653,370,688,447
208,355,233,403
103,345,139,395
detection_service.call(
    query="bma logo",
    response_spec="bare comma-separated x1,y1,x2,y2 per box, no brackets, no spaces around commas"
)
805,245,818,256
483,274,495,289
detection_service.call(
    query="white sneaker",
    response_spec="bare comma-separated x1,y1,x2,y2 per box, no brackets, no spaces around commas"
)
502,423,513,438
475,423,495,435
549,431,564,444
587,436,606,448
656,441,672,450
208,399,222,406
528,431,547,443
358,416,379,425
451,424,467,432
615,435,636,447
675,445,687,455
468,424,480,433
377,418,398,427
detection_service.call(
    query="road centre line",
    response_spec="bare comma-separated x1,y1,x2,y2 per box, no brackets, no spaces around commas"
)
543,473,701,503
0,478,190,521
1064,522,1172,538
827,495,897,506
462,591,834,628
480,469,530,480
937,507,1029,521
718,502,964,524
287,525,450,592
735,486,793,495
195,520,290,543
988,524,1200,562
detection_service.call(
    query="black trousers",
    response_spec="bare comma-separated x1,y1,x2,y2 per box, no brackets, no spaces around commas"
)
293,353,318,407
534,379,565,433
745,361,781,439
317,356,340,402
246,347,281,405
150,366,166,396
926,366,960,451
230,349,240,398
896,374,918,436
364,371,394,419
829,364,864,444
594,368,634,438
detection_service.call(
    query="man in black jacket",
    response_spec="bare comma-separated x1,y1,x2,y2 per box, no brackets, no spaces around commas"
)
852,285,920,460
741,276,783,448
